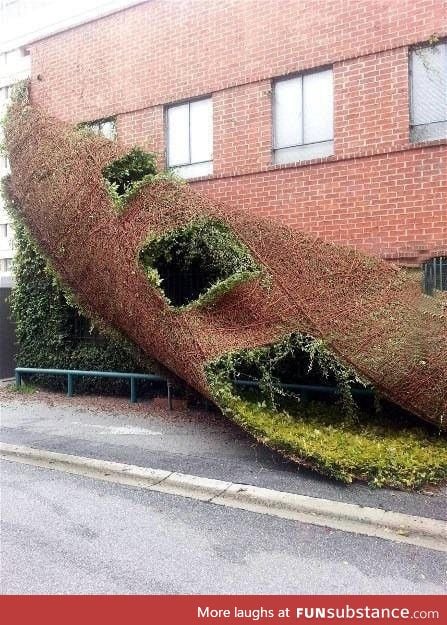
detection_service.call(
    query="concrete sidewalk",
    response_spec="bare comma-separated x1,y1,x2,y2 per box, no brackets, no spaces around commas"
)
1,388,446,521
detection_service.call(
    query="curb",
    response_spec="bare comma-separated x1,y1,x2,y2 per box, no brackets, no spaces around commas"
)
1,442,446,552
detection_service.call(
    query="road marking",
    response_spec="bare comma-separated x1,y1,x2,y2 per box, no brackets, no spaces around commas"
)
71,422,162,436
1,442,446,552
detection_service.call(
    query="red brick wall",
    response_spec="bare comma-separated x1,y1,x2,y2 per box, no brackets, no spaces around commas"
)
335,49,410,156
117,105,164,168
28,0,447,263
193,146,447,261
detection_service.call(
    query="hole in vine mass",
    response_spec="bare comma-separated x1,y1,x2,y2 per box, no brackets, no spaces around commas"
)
139,219,259,307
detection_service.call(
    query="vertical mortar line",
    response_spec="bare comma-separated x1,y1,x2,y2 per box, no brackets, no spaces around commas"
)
301,74,304,146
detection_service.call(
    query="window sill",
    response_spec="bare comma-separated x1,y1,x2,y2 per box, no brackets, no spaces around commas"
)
273,141,334,165
269,153,337,171
181,173,216,183
408,136,447,148
171,161,213,180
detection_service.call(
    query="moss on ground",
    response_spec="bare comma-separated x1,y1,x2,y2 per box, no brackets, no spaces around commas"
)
212,388,447,489
10,382,39,394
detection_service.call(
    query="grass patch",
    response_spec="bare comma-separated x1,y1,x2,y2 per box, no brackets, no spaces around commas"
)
10,382,39,394
216,392,447,489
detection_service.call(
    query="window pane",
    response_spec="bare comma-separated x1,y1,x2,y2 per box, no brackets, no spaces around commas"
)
190,98,212,163
5,49,21,64
1,258,12,272
274,77,302,148
411,44,447,125
167,103,190,166
2,155,9,172
303,69,333,143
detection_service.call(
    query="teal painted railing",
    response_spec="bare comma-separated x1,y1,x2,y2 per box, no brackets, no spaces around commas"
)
15,367,172,408
232,378,373,405
15,367,374,410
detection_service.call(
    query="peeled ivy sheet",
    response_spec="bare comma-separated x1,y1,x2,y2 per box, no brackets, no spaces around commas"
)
4,99,447,480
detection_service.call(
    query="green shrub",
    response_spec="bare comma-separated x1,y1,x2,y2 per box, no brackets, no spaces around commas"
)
102,147,157,195
102,147,163,212
206,333,370,420
5,186,154,394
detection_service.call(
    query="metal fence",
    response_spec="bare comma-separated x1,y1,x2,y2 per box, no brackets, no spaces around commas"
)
422,256,447,296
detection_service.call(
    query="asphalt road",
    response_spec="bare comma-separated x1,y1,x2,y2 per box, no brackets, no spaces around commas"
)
1,459,446,595
1,393,446,519
1,392,446,594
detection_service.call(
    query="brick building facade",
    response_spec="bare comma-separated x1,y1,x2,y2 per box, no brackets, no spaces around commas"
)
24,0,447,264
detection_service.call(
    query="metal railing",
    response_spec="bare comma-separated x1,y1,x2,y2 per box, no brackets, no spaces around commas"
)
233,378,373,404
15,367,375,409
15,367,172,408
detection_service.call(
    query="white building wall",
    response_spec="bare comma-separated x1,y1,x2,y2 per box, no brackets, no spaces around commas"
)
0,0,142,285
0,50,30,284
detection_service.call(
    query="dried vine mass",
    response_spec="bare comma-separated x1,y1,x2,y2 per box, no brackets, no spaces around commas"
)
3,95,447,485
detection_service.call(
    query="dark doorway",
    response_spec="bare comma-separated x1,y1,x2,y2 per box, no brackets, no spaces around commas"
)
0,287,16,378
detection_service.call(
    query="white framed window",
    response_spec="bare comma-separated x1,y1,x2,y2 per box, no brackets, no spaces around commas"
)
273,68,333,164
5,49,21,65
0,47,27,73
0,85,9,101
86,117,116,140
0,257,12,272
0,85,10,116
0,224,8,237
410,42,447,142
0,155,9,174
166,97,213,179
0,87,8,157
0,0,18,9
